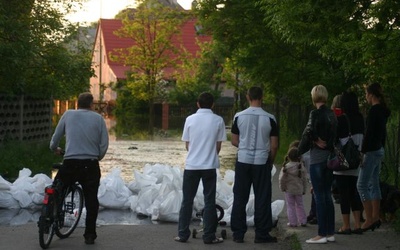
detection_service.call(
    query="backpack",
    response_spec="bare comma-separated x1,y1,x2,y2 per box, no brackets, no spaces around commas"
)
340,114,361,170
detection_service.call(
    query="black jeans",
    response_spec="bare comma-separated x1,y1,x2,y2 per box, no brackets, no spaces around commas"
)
230,161,273,240
178,169,217,242
55,159,101,238
335,174,362,214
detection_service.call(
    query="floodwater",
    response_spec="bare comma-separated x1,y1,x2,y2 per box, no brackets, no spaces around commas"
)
100,139,238,183
0,139,238,226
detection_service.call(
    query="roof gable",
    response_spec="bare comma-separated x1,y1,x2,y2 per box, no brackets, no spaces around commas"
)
96,18,211,80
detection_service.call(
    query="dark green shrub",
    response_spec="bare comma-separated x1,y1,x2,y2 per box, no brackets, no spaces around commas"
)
0,140,60,181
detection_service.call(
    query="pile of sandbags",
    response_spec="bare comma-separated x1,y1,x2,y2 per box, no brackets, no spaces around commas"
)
0,165,285,226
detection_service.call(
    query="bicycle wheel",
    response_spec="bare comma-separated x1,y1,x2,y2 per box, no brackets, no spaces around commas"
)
55,185,84,238
38,204,55,249
216,204,224,221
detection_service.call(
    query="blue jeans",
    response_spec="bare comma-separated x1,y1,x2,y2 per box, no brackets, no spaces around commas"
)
230,161,273,240
357,147,384,201
309,162,335,236
178,169,217,242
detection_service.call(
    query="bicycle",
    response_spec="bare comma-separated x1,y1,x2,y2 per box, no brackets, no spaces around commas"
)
192,204,227,239
37,161,84,249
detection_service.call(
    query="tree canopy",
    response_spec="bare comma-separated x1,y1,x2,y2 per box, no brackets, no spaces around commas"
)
194,0,400,107
0,0,93,99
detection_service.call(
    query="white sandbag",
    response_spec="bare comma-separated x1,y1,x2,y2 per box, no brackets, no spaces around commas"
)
128,195,139,211
0,208,19,224
135,184,160,216
222,170,235,185
128,170,157,193
31,193,45,205
31,173,52,194
152,190,182,222
142,163,171,183
9,209,34,226
99,190,129,209
98,168,132,209
11,169,35,194
271,199,285,222
11,190,33,208
0,176,12,190
0,191,20,209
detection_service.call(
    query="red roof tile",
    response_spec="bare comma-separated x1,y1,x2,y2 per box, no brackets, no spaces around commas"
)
99,18,211,79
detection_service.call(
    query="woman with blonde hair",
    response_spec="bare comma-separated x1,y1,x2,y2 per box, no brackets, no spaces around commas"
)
298,85,337,244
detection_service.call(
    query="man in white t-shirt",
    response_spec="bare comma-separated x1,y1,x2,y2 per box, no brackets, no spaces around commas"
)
174,92,227,244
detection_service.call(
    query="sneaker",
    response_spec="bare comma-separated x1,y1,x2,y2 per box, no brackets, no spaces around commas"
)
84,236,95,245
204,237,223,244
308,218,318,224
174,236,187,243
233,238,244,243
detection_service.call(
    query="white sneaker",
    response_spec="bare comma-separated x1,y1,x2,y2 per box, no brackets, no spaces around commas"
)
306,237,327,244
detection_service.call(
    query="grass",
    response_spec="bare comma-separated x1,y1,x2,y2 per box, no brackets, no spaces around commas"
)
288,233,302,250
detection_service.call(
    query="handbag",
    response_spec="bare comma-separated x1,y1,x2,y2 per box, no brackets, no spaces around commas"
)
340,114,362,170
327,145,350,171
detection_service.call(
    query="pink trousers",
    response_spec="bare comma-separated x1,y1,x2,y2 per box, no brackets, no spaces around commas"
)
285,192,307,226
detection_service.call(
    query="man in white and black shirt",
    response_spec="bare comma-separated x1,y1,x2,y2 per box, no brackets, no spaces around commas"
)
230,86,279,244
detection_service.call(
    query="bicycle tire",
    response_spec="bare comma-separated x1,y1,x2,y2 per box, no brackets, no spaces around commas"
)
216,204,224,221
38,203,56,249
199,204,225,222
55,185,84,238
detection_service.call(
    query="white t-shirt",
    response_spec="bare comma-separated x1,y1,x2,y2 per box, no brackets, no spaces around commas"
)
182,109,227,170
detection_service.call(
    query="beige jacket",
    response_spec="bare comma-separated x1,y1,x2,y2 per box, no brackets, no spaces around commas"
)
278,161,308,195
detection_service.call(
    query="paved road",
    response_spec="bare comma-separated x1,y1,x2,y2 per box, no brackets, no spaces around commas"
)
1,170,399,249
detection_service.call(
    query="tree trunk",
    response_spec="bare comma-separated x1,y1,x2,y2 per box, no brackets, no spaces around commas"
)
148,99,154,139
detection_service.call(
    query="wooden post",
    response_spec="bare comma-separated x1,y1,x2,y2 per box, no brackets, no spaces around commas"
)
162,102,169,131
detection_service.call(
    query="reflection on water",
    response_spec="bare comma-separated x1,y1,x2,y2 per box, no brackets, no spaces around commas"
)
105,117,117,141
0,208,157,226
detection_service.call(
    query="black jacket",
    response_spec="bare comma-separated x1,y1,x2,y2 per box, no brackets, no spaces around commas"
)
298,104,337,155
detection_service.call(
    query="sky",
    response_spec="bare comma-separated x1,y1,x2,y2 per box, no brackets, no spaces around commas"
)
66,0,192,23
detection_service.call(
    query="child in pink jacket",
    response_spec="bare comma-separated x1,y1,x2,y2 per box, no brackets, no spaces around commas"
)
279,146,308,227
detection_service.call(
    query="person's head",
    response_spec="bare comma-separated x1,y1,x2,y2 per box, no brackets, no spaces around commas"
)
365,82,384,104
340,91,360,115
331,94,342,110
247,86,263,101
77,92,94,109
331,94,343,116
311,85,328,105
286,147,300,162
289,140,300,149
197,92,214,109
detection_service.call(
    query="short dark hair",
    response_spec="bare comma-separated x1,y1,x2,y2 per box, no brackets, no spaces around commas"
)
78,92,94,109
247,86,263,101
197,92,214,109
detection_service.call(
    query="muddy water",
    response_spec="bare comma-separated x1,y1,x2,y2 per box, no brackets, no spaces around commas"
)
100,140,237,182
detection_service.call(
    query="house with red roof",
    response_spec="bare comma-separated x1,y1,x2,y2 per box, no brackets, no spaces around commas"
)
89,17,211,105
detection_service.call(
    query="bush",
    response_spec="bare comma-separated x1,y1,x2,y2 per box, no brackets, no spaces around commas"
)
0,140,59,181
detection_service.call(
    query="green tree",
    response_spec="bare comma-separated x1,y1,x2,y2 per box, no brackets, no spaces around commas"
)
112,0,191,135
0,0,93,99
259,0,400,94
169,40,224,105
